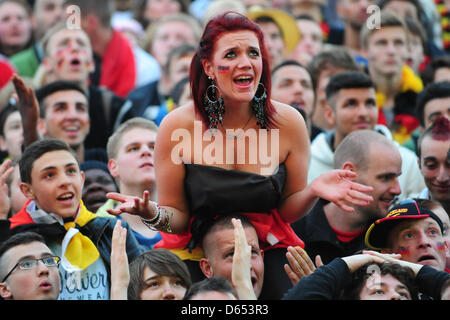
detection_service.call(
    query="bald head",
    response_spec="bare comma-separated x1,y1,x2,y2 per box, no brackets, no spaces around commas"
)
334,130,397,171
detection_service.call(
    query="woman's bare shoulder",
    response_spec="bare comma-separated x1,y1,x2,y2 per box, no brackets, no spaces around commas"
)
159,101,198,130
271,100,306,128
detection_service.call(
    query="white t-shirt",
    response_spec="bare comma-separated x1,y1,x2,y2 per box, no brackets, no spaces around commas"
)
50,242,110,300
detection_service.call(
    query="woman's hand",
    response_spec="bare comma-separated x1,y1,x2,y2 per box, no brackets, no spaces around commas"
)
106,190,157,220
311,169,374,212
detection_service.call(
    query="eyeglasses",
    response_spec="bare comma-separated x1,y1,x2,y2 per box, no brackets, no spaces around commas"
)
1,256,61,282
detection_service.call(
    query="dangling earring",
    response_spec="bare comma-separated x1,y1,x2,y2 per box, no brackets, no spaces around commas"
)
203,77,225,130
252,83,267,129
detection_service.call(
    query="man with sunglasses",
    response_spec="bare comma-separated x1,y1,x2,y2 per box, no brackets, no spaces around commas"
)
0,232,60,300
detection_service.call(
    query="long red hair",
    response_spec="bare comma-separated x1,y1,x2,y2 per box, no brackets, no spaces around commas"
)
190,11,277,128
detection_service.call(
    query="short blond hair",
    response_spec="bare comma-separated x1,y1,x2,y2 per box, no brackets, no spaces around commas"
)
140,13,202,53
360,10,408,49
106,117,158,160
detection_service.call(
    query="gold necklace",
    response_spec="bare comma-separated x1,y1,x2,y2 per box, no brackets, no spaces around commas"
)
220,114,253,139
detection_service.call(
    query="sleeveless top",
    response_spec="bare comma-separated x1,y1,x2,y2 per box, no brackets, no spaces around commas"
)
154,162,304,258
184,163,286,217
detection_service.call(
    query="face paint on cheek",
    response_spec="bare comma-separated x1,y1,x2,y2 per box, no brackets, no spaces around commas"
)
218,65,230,74
57,58,64,70
396,246,411,256
437,241,446,251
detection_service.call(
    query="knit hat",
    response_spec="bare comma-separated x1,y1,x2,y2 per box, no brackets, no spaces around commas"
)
80,160,110,175
365,199,444,250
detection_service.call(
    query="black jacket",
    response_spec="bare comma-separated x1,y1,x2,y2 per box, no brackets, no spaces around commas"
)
291,199,367,265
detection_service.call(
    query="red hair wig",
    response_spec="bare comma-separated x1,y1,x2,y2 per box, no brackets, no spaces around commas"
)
189,11,277,128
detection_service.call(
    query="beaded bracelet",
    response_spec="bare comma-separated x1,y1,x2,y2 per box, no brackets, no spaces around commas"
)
140,201,162,230
159,208,173,233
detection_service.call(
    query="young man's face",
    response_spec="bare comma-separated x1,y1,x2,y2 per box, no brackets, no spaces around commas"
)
139,267,187,300
337,0,375,30
21,150,85,219
44,28,94,83
366,26,408,78
329,87,379,141
81,168,117,213
32,0,65,40
422,98,450,129
271,64,315,118
0,1,32,49
40,90,90,149
354,143,402,219
200,226,264,298
433,205,450,269
288,19,323,66
418,135,450,204
359,273,411,300
383,0,419,21
0,110,23,158
0,241,60,300
167,53,193,95
386,217,449,270
258,21,285,68
150,20,197,68
108,127,157,190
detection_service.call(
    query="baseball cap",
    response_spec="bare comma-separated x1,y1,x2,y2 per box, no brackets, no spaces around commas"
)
247,8,301,54
365,199,444,250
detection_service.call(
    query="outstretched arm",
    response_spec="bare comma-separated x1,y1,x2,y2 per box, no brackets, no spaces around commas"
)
107,108,194,234
277,103,373,223
282,252,390,300
280,169,374,223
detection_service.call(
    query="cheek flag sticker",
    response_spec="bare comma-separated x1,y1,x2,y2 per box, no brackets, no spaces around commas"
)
218,65,230,73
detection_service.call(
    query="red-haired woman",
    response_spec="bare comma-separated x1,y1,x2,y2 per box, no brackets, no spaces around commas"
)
107,12,374,299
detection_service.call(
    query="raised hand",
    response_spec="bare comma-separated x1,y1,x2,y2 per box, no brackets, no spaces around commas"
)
0,159,14,219
110,220,129,300
106,190,157,220
284,246,318,286
311,169,374,212
11,74,40,147
231,218,257,300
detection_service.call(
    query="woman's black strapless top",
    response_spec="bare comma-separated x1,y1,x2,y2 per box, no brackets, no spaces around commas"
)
183,163,286,250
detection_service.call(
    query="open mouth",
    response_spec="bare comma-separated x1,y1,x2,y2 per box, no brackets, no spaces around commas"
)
418,255,435,263
63,125,80,135
40,281,52,290
57,192,74,201
292,101,305,109
233,75,253,85
70,58,81,67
